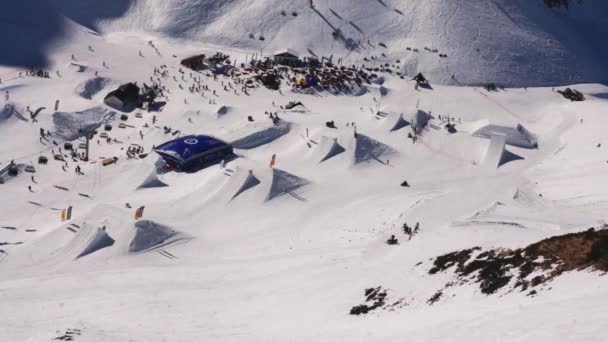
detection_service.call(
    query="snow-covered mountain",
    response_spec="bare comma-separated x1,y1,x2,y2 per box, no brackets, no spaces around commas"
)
1,1,607,341
5,0,608,86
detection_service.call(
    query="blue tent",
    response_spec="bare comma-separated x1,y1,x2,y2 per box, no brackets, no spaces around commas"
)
154,135,233,172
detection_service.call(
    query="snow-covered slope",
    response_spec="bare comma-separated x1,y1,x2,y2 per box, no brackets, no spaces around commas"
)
1,1,608,341
22,0,607,86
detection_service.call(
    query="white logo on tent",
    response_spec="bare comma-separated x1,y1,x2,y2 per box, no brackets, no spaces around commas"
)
184,139,198,145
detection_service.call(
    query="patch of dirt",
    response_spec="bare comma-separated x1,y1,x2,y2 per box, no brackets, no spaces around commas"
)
349,286,406,315
427,226,608,296
53,328,82,341
427,290,443,305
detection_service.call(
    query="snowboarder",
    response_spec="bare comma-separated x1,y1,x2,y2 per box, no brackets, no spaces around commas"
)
414,222,420,233
401,180,409,187
386,235,398,245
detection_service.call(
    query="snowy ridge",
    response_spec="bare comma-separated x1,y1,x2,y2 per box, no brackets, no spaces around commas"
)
5,0,604,86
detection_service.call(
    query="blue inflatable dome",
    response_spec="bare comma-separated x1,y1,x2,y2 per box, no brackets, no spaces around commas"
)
154,135,233,172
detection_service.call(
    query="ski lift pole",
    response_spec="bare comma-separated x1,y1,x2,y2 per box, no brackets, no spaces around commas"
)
84,133,90,161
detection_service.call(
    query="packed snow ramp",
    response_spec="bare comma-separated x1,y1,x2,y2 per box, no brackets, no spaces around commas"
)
354,134,396,164
483,134,524,168
266,168,310,201
76,228,115,259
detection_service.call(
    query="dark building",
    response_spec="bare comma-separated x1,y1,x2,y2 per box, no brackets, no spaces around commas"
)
273,49,300,66
180,54,207,71
104,83,141,112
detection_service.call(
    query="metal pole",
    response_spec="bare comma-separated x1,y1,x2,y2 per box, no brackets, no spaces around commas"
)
85,135,90,161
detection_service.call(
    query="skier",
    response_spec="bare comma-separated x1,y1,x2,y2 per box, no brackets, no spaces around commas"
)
414,222,420,234
402,223,410,235
386,235,398,245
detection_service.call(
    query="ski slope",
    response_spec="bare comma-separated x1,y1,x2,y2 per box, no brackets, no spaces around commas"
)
1,1,608,341
3,0,607,86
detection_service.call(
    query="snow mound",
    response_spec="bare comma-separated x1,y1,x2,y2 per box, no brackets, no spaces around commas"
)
266,168,310,201
390,114,410,132
53,106,116,141
320,138,346,162
379,86,389,97
232,170,261,200
0,103,28,123
0,163,26,183
473,124,538,149
354,134,397,164
0,104,15,121
129,220,188,253
410,110,432,129
216,105,230,116
136,170,168,190
483,134,524,168
232,121,291,150
76,228,115,259
77,77,110,100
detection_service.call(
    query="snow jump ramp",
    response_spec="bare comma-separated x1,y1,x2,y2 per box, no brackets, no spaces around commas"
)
266,168,310,201
354,134,397,164
232,170,261,200
473,124,538,149
76,228,115,259
313,136,346,163
483,134,524,168
390,114,410,132
137,170,169,190
231,121,291,150
129,220,191,254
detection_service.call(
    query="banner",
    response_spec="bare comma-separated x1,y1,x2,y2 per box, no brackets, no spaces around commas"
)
135,206,145,220
61,206,73,222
